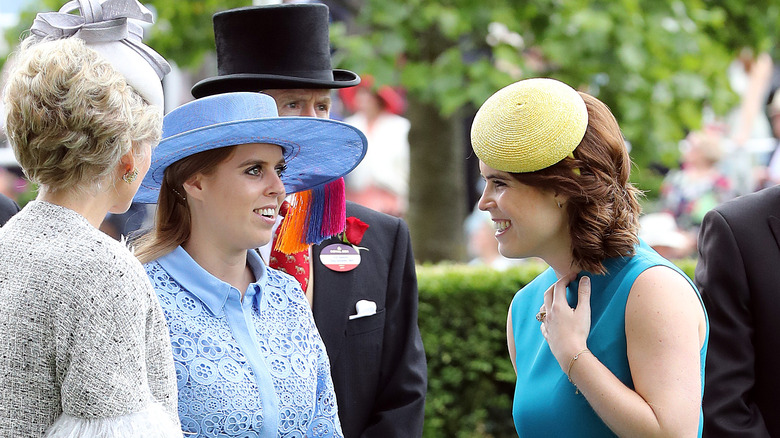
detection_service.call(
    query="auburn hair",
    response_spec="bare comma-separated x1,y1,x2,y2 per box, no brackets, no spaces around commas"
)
510,92,641,274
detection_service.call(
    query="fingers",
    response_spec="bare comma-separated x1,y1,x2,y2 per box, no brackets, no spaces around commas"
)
576,276,591,315
543,283,553,316
550,273,575,310
541,273,586,327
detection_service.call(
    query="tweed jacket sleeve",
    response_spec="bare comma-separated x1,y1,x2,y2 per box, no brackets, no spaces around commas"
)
0,202,180,437
47,230,180,436
52,256,179,420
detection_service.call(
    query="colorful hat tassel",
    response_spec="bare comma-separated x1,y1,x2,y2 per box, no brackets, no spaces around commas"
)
320,177,347,238
273,178,347,255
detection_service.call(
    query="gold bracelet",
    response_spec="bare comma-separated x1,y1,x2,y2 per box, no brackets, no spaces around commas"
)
566,348,591,383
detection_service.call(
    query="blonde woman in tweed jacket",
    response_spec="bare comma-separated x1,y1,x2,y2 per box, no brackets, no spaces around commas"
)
0,1,181,436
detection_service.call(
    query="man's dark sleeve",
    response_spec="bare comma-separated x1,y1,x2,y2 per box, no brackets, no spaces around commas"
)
696,208,771,437
0,194,20,226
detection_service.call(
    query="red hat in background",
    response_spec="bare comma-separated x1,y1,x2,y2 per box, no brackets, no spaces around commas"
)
339,75,407,115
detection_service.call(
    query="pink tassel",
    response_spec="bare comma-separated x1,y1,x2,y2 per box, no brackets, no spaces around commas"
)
321,178,347,238
274,178,347,253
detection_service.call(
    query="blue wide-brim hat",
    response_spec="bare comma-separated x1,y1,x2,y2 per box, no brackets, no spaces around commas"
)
134,92,367,203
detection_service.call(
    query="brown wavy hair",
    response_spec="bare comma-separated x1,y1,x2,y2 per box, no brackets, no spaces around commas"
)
133,146,236,264
510,92,641,274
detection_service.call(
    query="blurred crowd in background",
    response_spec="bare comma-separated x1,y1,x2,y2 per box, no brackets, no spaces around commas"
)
639,51,780,260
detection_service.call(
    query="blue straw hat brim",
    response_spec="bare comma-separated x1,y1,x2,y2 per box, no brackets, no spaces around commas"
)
134,93,367,203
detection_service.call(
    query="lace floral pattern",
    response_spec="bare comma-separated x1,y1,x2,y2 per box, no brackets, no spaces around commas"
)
146,260,341,438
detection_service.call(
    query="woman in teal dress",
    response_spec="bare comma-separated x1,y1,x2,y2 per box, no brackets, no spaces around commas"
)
470,78,709,437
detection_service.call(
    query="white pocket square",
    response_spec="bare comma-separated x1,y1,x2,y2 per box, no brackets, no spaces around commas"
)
349,299,377,320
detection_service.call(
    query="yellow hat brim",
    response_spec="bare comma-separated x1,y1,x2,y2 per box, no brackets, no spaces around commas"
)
470,78,588,173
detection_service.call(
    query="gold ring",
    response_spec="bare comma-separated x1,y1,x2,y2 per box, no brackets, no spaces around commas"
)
535,310,547,322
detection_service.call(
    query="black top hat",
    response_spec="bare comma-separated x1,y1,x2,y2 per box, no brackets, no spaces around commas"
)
191,3,360,98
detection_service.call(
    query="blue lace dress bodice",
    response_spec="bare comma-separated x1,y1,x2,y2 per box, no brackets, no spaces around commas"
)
145,246,342,438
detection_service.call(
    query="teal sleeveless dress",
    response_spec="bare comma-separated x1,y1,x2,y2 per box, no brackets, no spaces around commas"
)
510,241,708,437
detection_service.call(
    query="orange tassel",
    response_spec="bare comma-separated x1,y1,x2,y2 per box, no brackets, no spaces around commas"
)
273,178,348,254
274,190,311,254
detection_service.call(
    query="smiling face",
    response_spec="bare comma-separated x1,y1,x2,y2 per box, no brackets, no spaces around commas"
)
263,88,332,118
477,161,572,269
185,143,287,253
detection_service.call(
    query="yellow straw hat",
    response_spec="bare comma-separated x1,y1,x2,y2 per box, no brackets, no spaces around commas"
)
471,78,588,173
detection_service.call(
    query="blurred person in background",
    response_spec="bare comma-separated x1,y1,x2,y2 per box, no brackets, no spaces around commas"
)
695,78,780,438
465,204,523,269
472,78,708,437
0,193,19,226
0,0,180,435
756,89,780,188
726,50,774,148
720,50,774,195
190,4,427,437
340,76,410,217
637,212,696,260
659,130,735,243
0,147,29,202
0,146,21,225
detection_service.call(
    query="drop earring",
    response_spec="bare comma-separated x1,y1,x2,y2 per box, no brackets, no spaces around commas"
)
122,168,138,184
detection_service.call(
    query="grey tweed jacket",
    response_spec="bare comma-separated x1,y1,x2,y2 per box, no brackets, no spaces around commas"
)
0,201,179,437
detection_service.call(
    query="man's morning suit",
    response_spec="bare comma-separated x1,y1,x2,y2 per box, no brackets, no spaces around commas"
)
696,185,780,437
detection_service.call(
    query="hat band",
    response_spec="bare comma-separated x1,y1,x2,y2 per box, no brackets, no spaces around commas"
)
219,68,335,82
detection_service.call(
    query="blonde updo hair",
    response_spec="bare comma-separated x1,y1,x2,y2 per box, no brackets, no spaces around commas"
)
3,36,162,193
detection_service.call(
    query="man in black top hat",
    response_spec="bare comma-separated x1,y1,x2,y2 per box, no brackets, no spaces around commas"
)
0,193,20,226
192,4,427,437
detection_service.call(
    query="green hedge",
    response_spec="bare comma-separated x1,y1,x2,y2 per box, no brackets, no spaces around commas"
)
416,259,696,437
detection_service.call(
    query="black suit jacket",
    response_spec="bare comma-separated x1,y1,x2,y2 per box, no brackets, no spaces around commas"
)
311,202,427,438
695,185,780,437
0,194,20,226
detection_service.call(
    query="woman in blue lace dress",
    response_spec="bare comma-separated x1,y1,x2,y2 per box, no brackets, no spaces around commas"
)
470,78,709,437
132,92,367,437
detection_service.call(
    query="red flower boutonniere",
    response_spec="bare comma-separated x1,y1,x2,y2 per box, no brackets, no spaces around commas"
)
342,217,369,247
